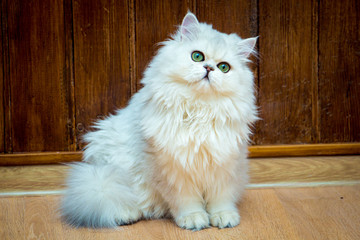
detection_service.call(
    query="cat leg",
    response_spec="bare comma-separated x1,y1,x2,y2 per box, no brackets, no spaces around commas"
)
171,193,210,231
206,183,242,229
158,181,209,231
151,154,210,230
206,153,248,229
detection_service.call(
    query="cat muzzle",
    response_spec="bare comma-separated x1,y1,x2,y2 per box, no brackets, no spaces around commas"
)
203,65,214,81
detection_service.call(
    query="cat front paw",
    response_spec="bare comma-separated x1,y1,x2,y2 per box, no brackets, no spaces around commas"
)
114,209,142,226
175,211,210,231
210,211,240,229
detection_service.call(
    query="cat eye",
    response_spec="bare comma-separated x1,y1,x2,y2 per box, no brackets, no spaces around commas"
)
217,62,231,73
191,51,205,62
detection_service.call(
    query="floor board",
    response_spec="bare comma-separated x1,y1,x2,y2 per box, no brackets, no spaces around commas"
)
275,186,360,240
1,186,359,240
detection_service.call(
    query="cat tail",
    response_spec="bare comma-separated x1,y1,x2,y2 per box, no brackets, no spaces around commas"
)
60,162,141,228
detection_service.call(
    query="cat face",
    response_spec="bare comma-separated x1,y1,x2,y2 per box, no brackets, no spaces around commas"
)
143,12,257,98
171,31,254,95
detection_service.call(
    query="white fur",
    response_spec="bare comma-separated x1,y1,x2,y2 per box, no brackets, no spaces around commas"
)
61,12,257,230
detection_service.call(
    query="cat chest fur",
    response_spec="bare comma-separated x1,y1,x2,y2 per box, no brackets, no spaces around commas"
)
141,98,245,169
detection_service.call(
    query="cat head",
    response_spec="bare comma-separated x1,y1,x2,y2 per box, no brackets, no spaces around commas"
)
143,12,258,98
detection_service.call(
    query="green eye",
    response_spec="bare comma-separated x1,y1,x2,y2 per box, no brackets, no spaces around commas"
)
191,51,204,62
217,62,230,73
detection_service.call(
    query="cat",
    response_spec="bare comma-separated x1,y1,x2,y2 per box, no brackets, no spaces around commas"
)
61,12,258,231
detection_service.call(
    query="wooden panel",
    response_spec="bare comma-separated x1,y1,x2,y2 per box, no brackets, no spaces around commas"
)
256,0,315,144
64,0,76,151
318,0,360,143
6,0,73,152
196,0,257,38
73,0,131,149
1,0,11,153
134,0,193,89
1,0,359,154
0,3,4,153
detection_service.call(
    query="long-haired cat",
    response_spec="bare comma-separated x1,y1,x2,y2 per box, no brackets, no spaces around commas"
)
61,12,257,231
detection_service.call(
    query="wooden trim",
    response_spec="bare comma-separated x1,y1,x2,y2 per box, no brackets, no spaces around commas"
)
0,152,82,166
249,143,360,158
1,156,359,195
0,143,359,166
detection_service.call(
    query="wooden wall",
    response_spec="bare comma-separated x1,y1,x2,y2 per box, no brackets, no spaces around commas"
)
1,0,359,154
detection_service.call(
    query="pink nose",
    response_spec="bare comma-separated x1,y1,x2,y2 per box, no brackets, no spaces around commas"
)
204,65,214,72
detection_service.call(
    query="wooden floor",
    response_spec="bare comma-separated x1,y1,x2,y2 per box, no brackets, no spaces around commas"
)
1,185,359,240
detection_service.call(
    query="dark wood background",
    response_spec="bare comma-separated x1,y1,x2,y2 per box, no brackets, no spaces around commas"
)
1,0,359,153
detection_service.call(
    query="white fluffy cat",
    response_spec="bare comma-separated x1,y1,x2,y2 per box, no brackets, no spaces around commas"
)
61,12,257,231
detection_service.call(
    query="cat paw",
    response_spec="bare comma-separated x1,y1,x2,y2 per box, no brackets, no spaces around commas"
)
114,210,142,226
175,211,210,231
210,211,240,229
115,218,135,226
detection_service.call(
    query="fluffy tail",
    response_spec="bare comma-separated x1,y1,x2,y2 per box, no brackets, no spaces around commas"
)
61,162,140,228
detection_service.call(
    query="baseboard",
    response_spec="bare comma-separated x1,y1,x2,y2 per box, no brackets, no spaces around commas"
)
249,143,360,158
1,155,359,196
1,143,359,166
0,151,82,166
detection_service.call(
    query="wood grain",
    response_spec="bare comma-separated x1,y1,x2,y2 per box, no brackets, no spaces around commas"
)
1,186,359,239
238,189,300,239
0,197,25,240
0,164,69,193
1,0,360,154
6,0,73,152
196,0,257,38
64,0,76,151
0,2,4,153
311,0,320,143
1,155,359,194
128,0,137,96
250,155,360,185
318,0,360,143
73,0,131,149
134,0,193,90
275,186,360,239
0,190,300,240
256,0,315,144
1,0,11,153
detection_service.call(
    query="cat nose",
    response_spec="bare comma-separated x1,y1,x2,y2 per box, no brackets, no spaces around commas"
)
204,65,214,72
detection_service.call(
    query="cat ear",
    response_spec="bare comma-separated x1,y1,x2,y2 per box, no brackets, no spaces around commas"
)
180,12,200,41
237,37,258,58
